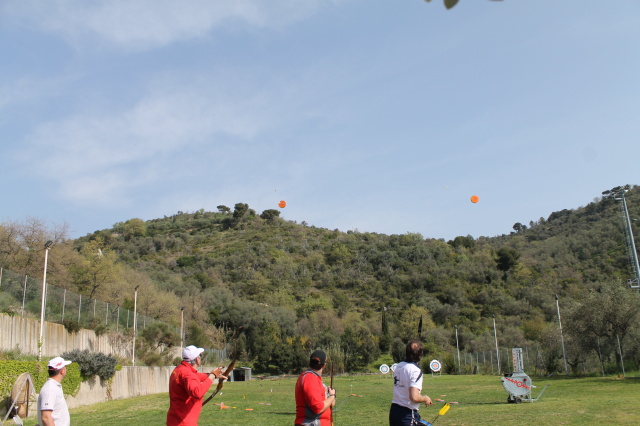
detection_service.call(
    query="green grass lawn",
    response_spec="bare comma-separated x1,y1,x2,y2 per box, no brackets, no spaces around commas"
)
7,373,640,425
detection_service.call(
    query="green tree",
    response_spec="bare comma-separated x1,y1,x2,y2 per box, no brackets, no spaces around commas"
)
233,203,249,220
397,306,435,342
566,281,640,371
260,209,281,221
271,336,307,374
71,238,123,299
391,338,406,363
495,247,520,274
138,322,179,366
0,217,76,284
340,326,380,371
251,318,281,373
326,244,353,266
186,322,211,349
448,235,476,250
380,307,391,353
122,218,146,241
512,223,525,234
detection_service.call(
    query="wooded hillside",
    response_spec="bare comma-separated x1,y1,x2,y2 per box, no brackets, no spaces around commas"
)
2,186,639,374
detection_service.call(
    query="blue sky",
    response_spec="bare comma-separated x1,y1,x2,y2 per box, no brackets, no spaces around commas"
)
2,0,640,242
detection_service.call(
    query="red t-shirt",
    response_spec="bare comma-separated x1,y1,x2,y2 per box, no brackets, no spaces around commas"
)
166,361,213,426
295,369,331,426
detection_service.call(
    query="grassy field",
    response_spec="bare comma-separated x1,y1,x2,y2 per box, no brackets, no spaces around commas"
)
7,373,640,425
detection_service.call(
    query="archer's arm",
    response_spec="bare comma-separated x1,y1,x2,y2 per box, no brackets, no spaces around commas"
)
184,372,213,398
409,387,432,407
319,387,336,413
40,410,55,426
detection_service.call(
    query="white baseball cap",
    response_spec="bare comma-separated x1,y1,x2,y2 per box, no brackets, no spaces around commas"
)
48,356,72,370
182,345,205,361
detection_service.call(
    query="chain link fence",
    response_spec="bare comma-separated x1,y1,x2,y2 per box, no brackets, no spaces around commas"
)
0,267,175,334
452,348,530,375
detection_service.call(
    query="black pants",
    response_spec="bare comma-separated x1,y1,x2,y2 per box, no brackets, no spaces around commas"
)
389,403,425,426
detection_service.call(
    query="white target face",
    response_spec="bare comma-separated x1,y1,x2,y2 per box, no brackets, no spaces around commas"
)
429,359,441,372
379,364,390,374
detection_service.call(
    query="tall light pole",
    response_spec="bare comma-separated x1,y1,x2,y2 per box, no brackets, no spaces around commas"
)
454,325,461,374
493,315,500,374
555,294,569,374
132,285,140,366
38,240,53,361
603,185,640,289
180,307,185,352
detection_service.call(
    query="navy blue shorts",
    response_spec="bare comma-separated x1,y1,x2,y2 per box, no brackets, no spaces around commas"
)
389,403,425,426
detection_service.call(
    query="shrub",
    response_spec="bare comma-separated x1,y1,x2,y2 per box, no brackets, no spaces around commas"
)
88,318,108,337
0,360,81,398
176,256,196,267
0,347,31,361
94,324,108,337
61,349,117,381
141,352,164,366
62,319,81,334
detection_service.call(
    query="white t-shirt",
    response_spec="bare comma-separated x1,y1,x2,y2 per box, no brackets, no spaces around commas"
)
392,361,423,411
38,378,70,426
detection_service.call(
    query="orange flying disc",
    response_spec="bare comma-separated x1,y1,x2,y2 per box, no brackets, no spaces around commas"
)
470,195,479,203
278,200,286,208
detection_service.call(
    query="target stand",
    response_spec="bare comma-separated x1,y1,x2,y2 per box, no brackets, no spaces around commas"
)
429,359,442,377
3,372,36,424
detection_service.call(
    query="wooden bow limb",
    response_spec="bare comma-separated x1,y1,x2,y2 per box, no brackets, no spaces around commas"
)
202,326,242,407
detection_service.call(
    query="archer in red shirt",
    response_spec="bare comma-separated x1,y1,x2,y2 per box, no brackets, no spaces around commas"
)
167,345,226,426
295,349,336,426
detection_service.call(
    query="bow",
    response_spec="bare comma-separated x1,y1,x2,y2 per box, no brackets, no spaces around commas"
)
330,362,335,426
202,326,242,407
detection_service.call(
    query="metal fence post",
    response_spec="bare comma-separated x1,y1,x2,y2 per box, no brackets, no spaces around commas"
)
21,275,28,317
62,289,66,322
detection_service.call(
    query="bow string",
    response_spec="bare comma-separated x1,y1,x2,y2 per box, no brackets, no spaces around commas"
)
202,326,242,406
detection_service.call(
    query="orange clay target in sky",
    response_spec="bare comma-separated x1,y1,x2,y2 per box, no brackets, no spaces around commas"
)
278,200,287,208
470,195,479,203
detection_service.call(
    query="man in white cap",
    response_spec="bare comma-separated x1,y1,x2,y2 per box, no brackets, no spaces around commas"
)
166,345,227,426
38,356,72,426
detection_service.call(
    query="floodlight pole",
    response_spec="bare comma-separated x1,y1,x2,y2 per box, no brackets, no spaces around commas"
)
555,294,569,374
454,325,461,374
604,186,640,289
38,241,53,361
619,191,640,288
132,285,139,366
493,315,500,374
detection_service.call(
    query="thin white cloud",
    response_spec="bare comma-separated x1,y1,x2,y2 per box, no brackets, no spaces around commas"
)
0,78,38,110
18,70,303,206
3,0,330,50
0,76,67,113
